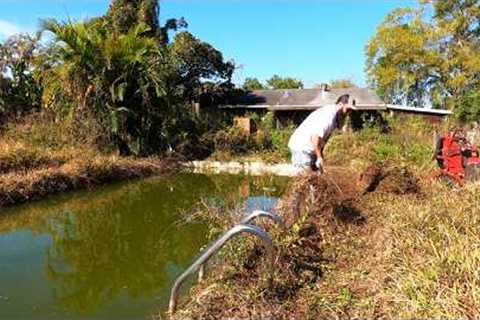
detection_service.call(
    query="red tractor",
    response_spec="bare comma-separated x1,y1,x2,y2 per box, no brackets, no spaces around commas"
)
435,129,480,185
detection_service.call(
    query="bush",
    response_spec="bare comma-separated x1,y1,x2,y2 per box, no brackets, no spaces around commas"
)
270,125,295,160
374,135,401,161
456,91,480,124
210,112,295,162
214,127,255,154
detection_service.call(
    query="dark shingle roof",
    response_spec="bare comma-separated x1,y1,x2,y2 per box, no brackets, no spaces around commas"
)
222,87,385,111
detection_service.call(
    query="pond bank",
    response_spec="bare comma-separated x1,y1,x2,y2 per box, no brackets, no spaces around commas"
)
0,151,301,208
0,155,179,208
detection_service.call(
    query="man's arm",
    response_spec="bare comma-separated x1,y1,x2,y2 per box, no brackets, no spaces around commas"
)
311,135,323,159
311,134,324,171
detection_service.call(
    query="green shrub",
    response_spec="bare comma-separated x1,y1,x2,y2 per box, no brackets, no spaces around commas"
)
270,125,295,160
402,141,432,165
327,116,437,170
456,91,480,123
252,129,272,151
374,135,401,161
211,111,295,162
214,127,253,154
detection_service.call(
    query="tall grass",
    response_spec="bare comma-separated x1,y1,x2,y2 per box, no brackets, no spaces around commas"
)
379,181,480,317
327,115,438,172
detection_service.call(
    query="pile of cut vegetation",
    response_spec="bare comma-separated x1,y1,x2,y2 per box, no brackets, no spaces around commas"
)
170,163,422,319
279,168,363,226
359,163,421,195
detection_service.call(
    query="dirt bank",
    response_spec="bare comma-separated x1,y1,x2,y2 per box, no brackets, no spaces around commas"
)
0,156,180,208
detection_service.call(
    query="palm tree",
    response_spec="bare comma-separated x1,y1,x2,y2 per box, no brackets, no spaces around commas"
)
41,19,175,155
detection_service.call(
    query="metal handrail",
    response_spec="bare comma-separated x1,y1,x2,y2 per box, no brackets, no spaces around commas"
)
197,210,284,282
240,210,285,227
168,223,273,314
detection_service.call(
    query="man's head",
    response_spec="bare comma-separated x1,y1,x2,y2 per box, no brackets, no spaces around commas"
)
336,94,354,114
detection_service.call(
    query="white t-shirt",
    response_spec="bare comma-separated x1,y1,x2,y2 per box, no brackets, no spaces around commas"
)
288,105,339,153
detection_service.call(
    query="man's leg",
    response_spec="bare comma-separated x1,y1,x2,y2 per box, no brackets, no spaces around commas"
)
291,150,310,169
291,149,317,173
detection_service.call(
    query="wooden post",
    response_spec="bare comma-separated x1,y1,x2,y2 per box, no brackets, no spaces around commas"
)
234,117,253,134
275,111,282,130
342,114,352,133
193,102,201,115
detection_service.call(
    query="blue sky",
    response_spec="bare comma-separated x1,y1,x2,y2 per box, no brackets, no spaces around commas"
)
0,0,417,87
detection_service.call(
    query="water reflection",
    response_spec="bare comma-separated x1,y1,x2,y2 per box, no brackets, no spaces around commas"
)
0,173,288,319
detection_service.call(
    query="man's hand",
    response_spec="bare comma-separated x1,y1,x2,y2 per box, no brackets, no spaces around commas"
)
315,157,324,173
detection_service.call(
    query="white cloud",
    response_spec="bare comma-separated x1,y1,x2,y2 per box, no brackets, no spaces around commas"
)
0,19,21,39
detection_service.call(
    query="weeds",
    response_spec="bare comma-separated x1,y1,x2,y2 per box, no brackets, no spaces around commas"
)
327,115,438,171
379,181,480,317
210,112,295,163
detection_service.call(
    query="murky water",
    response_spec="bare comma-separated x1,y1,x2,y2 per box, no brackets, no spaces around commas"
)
0,173,288,320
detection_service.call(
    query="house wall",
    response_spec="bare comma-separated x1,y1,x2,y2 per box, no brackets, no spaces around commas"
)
274,110,388,131
228,109,388,131
273,111,311,128
388,110,448,124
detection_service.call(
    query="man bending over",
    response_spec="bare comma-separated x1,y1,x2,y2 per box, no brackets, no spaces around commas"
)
288,94,352,173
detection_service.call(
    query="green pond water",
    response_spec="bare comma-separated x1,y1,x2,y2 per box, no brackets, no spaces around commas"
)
0,173,289,320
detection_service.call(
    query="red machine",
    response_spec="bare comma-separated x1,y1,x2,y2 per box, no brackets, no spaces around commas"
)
435,130,480,185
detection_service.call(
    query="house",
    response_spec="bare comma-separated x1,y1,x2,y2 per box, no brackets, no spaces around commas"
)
219,86,452,128
385,104,453,124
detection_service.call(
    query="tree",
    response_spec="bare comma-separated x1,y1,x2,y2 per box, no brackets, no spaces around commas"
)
39,0,235,155
328,78,357,89
242,77,266,91
428,0,480,102
41,19,179,155
266,75,303,90
170,31,234,102
0,34,43,118
107,0,187,43
457,91,480,123
107,0,158,35
366,7,442,107
159,17,188,45
366,1,480,111
427,0,480,40
107,1,231,103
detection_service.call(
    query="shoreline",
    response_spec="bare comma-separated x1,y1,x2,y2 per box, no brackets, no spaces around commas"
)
0,158,300,209
186,160,302,177
0,156,180,208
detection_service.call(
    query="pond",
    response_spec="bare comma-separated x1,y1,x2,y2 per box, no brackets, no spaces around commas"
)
0,173,289,320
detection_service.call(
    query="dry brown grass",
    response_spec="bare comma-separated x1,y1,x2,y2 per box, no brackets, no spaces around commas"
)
0,155,178,207
0,142,65,174
0,114,181,208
